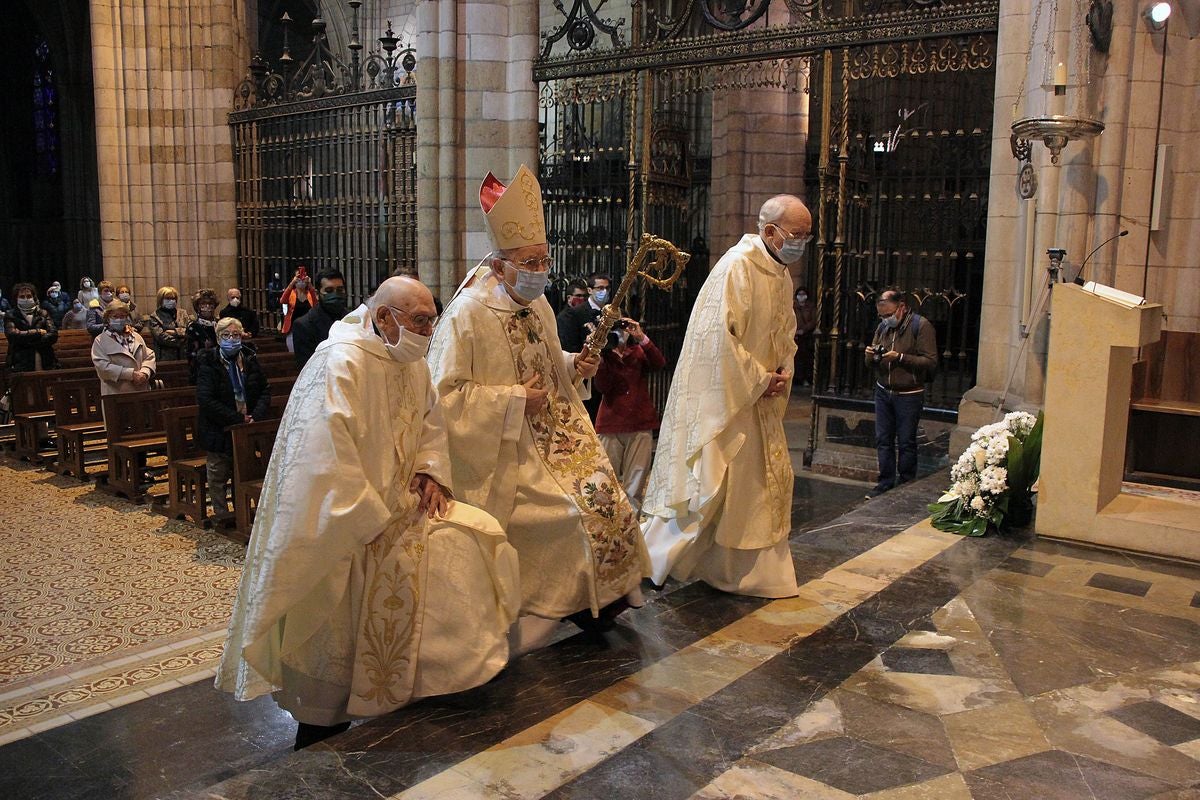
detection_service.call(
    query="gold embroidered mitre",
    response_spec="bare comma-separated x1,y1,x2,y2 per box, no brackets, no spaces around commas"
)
479,164,546,251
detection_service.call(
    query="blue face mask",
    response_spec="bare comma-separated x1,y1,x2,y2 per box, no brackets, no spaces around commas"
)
219,339,242,358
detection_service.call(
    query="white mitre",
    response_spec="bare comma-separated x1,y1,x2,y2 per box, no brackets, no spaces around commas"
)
480,164,546,251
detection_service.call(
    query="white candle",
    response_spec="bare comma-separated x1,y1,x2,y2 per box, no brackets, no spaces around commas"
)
1053,62,1067,89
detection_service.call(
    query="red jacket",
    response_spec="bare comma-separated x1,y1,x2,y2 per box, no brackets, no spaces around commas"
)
594,338,666,433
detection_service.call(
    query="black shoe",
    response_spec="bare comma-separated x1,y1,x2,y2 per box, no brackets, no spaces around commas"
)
294,721,351,750
563,597,631,634
865,485,890,500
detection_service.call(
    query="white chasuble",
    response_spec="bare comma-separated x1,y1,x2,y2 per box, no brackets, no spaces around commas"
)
429,268,648,619
641,234,799,598
216,307,519,725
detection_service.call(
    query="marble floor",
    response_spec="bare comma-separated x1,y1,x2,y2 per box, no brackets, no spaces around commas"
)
1,462,1197,799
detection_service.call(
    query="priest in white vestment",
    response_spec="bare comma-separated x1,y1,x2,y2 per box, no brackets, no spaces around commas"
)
216,277,520,749
641,195,812,598
428,164,648,642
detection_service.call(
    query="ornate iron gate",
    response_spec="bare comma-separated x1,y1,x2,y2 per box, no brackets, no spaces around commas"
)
534,0,999,425
229,15,416,327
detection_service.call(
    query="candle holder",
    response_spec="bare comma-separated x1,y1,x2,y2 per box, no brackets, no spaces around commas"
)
1011,115,1104,166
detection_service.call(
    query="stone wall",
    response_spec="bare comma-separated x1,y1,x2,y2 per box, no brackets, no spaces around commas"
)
415,0,540,302
956,0,1200,449
89,0,250,302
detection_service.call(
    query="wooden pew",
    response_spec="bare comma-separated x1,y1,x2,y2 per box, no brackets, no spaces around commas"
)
52,379,107,478
8,362,191,461
98,387,195,502
159,405,212,526
9,367,101,461
230,418,280,542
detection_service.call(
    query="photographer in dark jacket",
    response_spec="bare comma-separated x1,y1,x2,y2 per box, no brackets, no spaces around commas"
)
864,287,938,497
196,317,271,516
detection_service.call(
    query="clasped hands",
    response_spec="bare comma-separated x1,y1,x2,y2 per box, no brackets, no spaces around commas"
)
762,369,790,399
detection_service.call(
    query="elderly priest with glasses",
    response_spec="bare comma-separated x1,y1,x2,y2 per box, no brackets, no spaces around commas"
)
428,165,649,650
217,276,520,750
641,194,812,599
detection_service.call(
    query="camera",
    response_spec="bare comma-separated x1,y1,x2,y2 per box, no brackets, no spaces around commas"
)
869,344,886,357
614,319,629,330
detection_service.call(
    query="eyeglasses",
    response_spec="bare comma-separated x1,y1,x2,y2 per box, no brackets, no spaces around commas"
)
390,307,438,329
774,225,813,244
503,255,555,272
218,333,242,342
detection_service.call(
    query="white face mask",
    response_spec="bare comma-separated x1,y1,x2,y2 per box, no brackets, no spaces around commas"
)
382,309,431,362
229,297,240,307
503,264,549,304
163,299,177,310
118,293,130,302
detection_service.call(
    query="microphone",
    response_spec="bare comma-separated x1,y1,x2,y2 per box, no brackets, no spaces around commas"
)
1073,229,1128,285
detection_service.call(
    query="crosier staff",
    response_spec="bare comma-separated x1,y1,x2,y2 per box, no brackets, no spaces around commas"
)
579,233,690,365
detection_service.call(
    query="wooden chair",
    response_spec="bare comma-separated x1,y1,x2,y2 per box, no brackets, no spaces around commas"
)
52,379,107,478
159,405,210,525
231,418,280,542
98,387,195,502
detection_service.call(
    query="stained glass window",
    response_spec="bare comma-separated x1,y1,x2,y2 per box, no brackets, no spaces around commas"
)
33,36,59,177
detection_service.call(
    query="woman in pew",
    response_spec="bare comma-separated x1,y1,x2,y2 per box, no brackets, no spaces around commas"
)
145,286,192,362
196,317,270,517
91,301,156,395
5,283,59,372
187,289,221,384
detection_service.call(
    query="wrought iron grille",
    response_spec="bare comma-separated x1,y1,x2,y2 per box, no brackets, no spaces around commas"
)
807,37,995,413
229,10,417,326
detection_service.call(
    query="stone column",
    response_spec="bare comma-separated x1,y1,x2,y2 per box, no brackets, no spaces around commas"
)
89,0,250,299
955,0,1200,451
709,82,809,256
415,0,539,302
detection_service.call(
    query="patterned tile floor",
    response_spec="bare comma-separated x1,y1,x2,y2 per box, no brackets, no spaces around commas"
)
3,448,1199,798
0,460,243,743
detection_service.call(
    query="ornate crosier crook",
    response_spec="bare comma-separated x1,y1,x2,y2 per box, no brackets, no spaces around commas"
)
581,233,691,359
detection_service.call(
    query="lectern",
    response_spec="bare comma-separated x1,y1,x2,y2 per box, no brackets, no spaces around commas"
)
1038,283,1199,561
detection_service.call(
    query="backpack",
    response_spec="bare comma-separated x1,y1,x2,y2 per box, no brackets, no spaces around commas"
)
875,313,937,383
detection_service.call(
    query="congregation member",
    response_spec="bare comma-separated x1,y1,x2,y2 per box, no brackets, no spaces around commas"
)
641,194,811,599
42,282,71,327
554,279,589,333
145,286,193,361
85,280,117,337
195,317,270,517
91,301,156,395
593,317,665,512
186,289,220,381
76,276,99,308
793,285,817,388
115,285,143,332
0,287,9,313
292,268,348,370
556,273,611,353
864,287,938,497
217,276,519,750
279,266,318,352
62,298,88,330
219,288,261,338
4,283,59,372
428,164,647,645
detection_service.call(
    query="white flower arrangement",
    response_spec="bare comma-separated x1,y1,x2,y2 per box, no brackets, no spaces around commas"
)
929,411,1044,537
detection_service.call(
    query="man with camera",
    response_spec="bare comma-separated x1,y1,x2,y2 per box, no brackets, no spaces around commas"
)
864,287,939,498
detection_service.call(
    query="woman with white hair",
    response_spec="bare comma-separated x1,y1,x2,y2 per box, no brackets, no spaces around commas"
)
195,316,271,516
